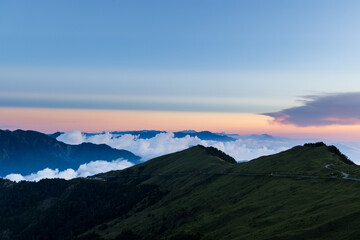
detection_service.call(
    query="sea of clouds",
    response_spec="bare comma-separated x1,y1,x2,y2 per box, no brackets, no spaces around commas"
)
56,130,360,164
57,130,293,162
8,130,360,182
7,131,295,182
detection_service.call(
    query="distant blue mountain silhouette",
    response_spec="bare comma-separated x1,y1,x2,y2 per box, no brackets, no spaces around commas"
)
0,130,140,176
98,130,236,141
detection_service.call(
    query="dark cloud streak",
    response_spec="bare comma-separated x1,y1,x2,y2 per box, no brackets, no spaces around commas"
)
263,93,360,127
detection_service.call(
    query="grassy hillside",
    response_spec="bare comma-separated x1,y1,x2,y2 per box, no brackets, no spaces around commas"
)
235,142,354,176
84,176,360,240
1,144,360,240
99,145,235,177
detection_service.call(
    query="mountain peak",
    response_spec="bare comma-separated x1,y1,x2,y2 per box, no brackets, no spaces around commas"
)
303,142,355,165
237,142,356,176
100,145,236,177
196,145,236,164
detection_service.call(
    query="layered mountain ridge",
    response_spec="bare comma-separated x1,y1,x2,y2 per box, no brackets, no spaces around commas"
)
52,130,237,142
0,129,140,176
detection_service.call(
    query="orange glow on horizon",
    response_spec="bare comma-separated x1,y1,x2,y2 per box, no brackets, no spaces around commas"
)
1,107,360,141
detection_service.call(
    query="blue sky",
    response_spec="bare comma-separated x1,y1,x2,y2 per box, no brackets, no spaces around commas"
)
1,0,360,113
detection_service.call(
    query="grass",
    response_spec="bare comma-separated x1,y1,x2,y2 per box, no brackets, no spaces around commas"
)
81,145,360,240
84,174,360,240
235,145,343,176
3,144,360,239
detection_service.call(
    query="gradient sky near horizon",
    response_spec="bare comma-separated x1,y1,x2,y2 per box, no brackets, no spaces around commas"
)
1,0,360,140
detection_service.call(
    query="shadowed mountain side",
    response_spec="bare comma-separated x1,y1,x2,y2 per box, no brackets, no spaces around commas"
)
49,131,63,139
0,130,140,176
199,145,237,163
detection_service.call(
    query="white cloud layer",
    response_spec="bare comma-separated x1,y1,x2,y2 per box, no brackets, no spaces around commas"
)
56,131,360,163
57,131,292,162
56,130,85,145
5,159,133,182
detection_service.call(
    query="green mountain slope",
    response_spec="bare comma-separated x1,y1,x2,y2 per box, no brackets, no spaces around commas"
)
99,145,236,177
1,144,360,240
235,142,354,176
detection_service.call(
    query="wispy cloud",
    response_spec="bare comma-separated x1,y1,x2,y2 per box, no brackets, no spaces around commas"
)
0,91,288,113
263,93,360,127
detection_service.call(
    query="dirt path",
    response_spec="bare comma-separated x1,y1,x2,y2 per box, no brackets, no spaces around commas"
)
324,164,359,180
88,167,360,182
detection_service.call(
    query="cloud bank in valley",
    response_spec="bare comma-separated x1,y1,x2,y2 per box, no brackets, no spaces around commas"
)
57,131,291,162
264,93,360,127
5,159,133,182
57,130,85,145
6,131,297,182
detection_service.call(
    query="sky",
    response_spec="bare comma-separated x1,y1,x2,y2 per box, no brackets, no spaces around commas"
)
1,0,360,141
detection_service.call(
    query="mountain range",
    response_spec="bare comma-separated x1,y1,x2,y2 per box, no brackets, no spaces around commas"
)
52,130,237,142
0,142,360,239
53,129,360,164
0,129,283,177
111,130,236,141
0,130,140,176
